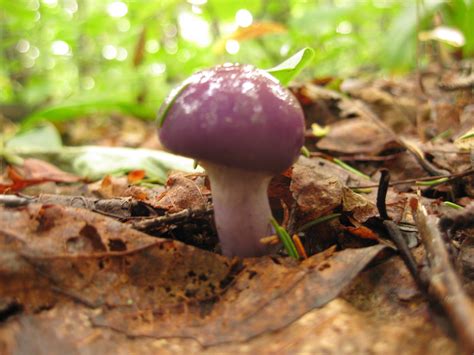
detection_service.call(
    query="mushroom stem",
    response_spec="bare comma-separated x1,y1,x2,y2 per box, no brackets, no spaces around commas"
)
203,162,273,257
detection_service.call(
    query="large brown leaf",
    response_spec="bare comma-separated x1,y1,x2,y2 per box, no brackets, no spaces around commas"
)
0,204,384,347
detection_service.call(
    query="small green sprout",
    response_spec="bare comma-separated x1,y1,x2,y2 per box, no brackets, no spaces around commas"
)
270,217,299,259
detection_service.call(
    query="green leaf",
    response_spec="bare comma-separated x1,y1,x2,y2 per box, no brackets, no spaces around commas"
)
4,145,202,183
300,146,310,158
458,131,474,140
416,177,449,186
21,100,155,130
270,218,299,259
6,124,62,150
297,213,341,233
333,158,371,180
266,47,315,85
443,201,464,210
157,82,191,127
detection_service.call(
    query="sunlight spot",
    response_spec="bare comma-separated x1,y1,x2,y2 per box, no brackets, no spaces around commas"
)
102,44,117,60
419,26,465,47
34,11,41,21
46,58,56,69
116,47,128,61
23,57,35,68
165,24,178,38
164,40,178,54
42,0,58,7
28,0,39,10
28,46,40,59
51,40,71,55
225,39,240,54
81,77,95,90
336,21,352,34
187,0,207,5
145,39,160,53
221,23,238,35
150,63,166,76
16,39,30,53
191,5,202,14
178,49,191,62
178,12,211,47
107,1,128,18
280,43,290,56
117,18,130,32
235,9,253,28
64,0,78,15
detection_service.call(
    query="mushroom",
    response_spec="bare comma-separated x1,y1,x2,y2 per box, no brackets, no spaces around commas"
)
158,63,304,257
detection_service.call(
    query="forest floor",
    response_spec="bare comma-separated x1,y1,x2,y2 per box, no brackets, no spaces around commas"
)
1,62,474,354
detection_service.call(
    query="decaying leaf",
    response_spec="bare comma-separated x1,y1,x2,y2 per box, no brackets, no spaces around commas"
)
0,159,82,193
290,157,377,223
154,172,210,212
0,203,386,347
317,118,399,155
342,187,378,223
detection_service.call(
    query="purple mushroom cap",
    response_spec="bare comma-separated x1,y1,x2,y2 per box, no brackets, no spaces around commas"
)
158,64,305,173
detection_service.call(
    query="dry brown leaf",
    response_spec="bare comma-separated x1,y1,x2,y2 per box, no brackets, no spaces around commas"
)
317,118,399,155
0,203,385,347
0,159,81,193
154,173,209,212
290,157,376,223
342,187,378,223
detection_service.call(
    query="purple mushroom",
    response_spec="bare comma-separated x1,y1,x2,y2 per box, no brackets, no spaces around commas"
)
158,63,305,257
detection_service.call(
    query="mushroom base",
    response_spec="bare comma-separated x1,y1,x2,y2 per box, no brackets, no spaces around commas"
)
203,162,274,257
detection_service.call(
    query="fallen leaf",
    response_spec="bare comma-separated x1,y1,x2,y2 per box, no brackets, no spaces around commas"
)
92,244,385,346
317,118,399,155
0,159,81,193
344,225,380,241
127,170,146,183
342,187,378,223
154,172,209,212
290,157,375,224
0,203,385,347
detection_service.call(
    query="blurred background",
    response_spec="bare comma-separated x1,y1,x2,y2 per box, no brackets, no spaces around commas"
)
1,0,473,126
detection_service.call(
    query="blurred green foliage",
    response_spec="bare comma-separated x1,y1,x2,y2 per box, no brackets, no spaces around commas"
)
1,0,473,124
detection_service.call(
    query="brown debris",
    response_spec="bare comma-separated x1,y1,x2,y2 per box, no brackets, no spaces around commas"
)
317,118,399,155
290,156,377,225
0,203,389,351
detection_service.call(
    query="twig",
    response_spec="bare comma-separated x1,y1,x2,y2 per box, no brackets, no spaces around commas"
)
376,169,425,289
352,101,451,176
0,194,33,207
383,220,425,289
401,138,450,176
438,73,474,91
129,207,213,231
0,194,214,232
349,168,474,189
314,152,402,162
412,199,474,352
0,193,154,219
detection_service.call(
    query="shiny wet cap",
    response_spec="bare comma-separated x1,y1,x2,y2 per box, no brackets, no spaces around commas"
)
158,64,305,173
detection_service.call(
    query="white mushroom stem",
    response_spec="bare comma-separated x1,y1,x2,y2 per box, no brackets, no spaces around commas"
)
202,162,274,257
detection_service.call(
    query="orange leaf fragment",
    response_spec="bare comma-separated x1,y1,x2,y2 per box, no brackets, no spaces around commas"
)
127,170,146,183
229,21,286,42
345,226,380,240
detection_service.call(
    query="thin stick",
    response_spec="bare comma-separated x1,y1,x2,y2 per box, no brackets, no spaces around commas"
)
412,199,474,352
349,168,474,189
376,169,424,289
130,207,213,231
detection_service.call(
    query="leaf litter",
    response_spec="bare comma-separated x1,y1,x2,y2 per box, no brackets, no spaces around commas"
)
0,203,386,349
1,64,474,353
